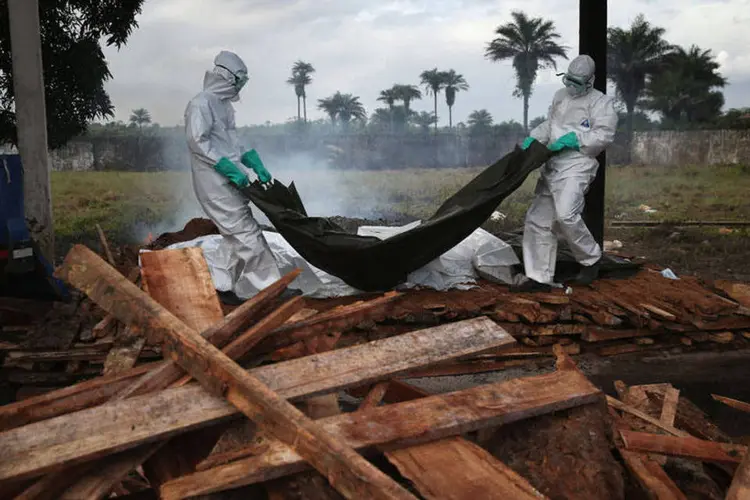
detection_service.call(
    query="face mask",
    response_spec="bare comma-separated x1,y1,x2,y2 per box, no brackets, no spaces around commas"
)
562,73,590,97
217,65,249,93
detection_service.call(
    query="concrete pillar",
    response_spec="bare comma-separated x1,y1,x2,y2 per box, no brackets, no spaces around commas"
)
579,0,607,246
7,0,54,263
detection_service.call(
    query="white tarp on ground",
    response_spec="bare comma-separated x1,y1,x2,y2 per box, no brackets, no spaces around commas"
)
164,222,520,298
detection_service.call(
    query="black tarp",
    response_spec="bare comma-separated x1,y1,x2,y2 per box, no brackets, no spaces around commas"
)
242,142,639,291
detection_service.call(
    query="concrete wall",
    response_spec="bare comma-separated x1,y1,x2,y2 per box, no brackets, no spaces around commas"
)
4,129,750,171
632,130,750,166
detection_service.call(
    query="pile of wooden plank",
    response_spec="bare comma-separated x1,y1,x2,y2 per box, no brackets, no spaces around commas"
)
1,244,750,499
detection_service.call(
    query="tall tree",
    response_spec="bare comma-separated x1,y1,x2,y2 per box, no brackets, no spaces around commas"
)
442,70,469,129
392,84,422,114
411,111,437,133
607,14,673,149
644,45,726,125
317,95,339,125
335,93,367,129
286,60,315,122
377,88,398,131
129,108,151,131
467,109,494,130
485,11,567,133
317,91,366,129
420,68,447,132
0,0,145,149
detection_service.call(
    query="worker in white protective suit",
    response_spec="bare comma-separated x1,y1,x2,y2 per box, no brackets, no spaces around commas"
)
513,55,618,292
185,51,287,304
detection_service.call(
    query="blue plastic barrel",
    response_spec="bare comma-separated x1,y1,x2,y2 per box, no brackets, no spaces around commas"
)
0,154,30,248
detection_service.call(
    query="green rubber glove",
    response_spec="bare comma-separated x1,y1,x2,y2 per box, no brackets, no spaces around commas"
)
548,132,580,152
213,157,249,188
241,149,272,184
521,137,535,150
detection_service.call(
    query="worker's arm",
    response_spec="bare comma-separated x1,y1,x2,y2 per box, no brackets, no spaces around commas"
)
578,95,618,158
185,100,222,166
529,91,560,145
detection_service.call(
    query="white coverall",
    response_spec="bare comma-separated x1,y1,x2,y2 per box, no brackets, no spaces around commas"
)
523,55,618,284
185,51,282,299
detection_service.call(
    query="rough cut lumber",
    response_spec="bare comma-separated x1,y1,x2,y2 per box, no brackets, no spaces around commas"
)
726,451,750,500
376,380,547,500
0,269,301,432
386,437,548,500
55,246,412,500
617,449,687,500
712,394,750,414
620,430,746,464
660,387,680,428
606,396,688,437
256,291,402,354
714,280,750,308
139,248,224,333
0,314,511,484
358,382,390,411
159,368,602,499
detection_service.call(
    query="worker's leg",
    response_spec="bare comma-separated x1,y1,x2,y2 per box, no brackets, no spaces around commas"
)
548,174,601,267
228,210,282,299
522,178,559,285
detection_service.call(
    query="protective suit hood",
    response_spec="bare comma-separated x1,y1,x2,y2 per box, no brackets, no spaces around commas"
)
562,55,596,97
203,50,248,102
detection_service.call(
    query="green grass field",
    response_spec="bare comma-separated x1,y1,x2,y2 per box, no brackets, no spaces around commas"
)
51,164,750,279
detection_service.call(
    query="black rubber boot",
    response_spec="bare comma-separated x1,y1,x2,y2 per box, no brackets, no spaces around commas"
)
570,260,601,286
279,288,304,300
217,290,245,305
510,279,552,293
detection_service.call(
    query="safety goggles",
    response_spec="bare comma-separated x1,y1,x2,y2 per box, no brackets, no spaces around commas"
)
217,65,249,91
560,73,588,92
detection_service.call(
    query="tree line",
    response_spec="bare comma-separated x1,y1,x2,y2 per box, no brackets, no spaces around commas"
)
0,2,747,151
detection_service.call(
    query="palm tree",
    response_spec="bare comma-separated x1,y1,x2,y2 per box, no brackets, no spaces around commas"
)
467,109,494,130
411,111,437,134
607,14,673,149
129,108,151,131
377,88,398,131
317,92,366,130
442,70,469,128
335,93,367,129
485,11,568,133
287,61,315,122
392,84,422,114
420,68,447,132
644,45,726,124
317,95,339,125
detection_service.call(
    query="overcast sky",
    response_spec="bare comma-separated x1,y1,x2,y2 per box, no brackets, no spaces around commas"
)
102,0,750,127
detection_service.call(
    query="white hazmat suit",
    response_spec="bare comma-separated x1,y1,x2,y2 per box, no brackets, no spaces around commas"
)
523,55,618,285
185,51,282,299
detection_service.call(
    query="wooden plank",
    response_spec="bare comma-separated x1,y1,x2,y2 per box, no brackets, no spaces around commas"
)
620,430,746,464
582,327,654,342
55,245,414,500
102,328,146,376
95,223,116,266
160,368,602,499
255,292,402,354
375,380,547,500
606,396,688,437
712,394,750,414
727,451,750,500
660,387,679,427
386,437,548,500
0,315,511,484
617,449,687,500
714,280,750,308
358,382,390,411
139,248,225,333
0,270,301,432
